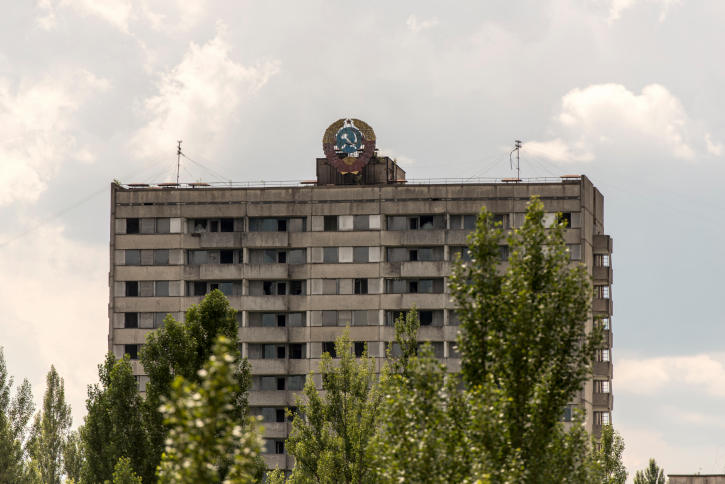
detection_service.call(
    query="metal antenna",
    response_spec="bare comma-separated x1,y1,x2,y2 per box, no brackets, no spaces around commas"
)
509,140,522,180
176,141,182,184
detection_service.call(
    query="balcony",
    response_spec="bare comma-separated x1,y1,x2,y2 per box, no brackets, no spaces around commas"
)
593,361,613,379
592,266,613,285
592,298,613,315
593,392,613,409
593,235,613,253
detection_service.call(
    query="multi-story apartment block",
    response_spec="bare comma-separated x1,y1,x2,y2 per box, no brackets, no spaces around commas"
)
108,153,614,471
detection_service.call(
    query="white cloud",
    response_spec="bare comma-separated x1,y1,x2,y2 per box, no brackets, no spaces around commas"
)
0,223,108,427
527,83,721,163
131,27,280,158
376,147,415,167
617,353,725,397
608,0,682,22
0,70,109,206
406,14,440,33
35,0,205,34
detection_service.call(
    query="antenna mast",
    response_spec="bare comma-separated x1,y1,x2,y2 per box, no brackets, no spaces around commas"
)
176,141,182,185
510,140,522,180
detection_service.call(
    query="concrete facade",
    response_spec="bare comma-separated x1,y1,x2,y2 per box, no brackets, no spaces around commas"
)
670,477,725,484
108,172,614,470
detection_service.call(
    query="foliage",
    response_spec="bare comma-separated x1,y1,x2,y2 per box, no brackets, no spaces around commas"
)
595,424,628,484
633,459,666,484
27,365,72,484
386,305,419,376
64,428,84,483
419,197,602,483
156,336,263,484
105,457,143,484
141,289,253,480
82,353,148,484
285,328,382,484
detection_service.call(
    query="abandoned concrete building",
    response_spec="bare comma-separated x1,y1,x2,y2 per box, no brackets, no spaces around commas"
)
108,120,614,471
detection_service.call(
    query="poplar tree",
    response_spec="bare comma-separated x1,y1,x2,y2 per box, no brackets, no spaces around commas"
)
27,365,72,484
633,458,665,484
599,424,628,484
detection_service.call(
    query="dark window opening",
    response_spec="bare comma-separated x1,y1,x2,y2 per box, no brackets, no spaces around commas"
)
409,218,419,230
323,342,337,358
290,344,304,359
324,216,338,231
277,314,286,327
126,218,140,234
277,219,287,232
559,213,572,228
409,281,419,293
210,221,219,232
354,279,368,295
277,347,286,359
498,246,509,261
276,409,286,423
125,344,138,360
126,281,139,297
277,282,287,295
354,342,366,357
275,441,285,454
420,215,434,230
290,281,304,295
420,311,433,326
220,250,233,264
194,219,207,232
125,313,138,328
409,250,418,261
263,282,274,295
220,218,234,232
277,378,286,391
278,251,287,264
194,282,207,296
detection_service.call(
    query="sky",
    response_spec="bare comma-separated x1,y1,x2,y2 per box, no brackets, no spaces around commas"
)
1,0,724,479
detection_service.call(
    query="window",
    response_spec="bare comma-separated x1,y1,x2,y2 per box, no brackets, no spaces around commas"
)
448,341,460,358
354,279,368,295
154,312,167,328
450,215,478,230
386,310,441,327
601,318,610,330
595,254,611,267
287,376,304,391
594,381,611,393
596,349,610,362
323,247,338,263
322,342,337,357
450,247,472,262
290,344,305,359
324,216,338,231
124,313,138,328
561,404,574,422
156,218,170,233
191,281,206,296
387,247,407,262
498,245,509,261
322,279,338,295
559,212,572,228
322,311,337,327
594,411,610,425
353,215,369,230
126,218,140,234
419,311,433,326
290,280,305,295
125,344,139,360
126,281,139,297
275,441,285,455
418,280,433,293
155,249,169,265
277,347,286,359
388,279,406,294
354,342,366,357
386,278,442,294
491,214,508,229
249,218,304,232
596,286,611,299
263,345,278,359
220,218,234,232
125,250,140,265
448,310,460,326
155,281,169,297
289,249,305,264
188,251,208,265
387,216,406,231
353,247,369,263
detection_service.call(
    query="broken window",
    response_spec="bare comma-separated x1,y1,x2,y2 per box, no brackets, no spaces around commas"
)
290,344,305,359
419,311,433,326
125,250,140,265
125,281,139,297
126,218,140,234
277,378,286,390
124,313,138,328
220,250,233,264
354,342,366,357
290,280,305,295
193,281,207,296
277,346,286,359
263,281,274,295
322,342,337,358
193,219,208,233
354,279,368,295
559,212,572,228
220,218,234,232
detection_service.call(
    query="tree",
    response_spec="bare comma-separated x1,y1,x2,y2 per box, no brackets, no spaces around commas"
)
64,428,83,484
440,197,602,483
597,424,628,484
156,336,263,484
285,328,382,484
141,289,253,480
633,459,666,484
106,457,143,484
82,354,148,484
387,305,420,376
27,365,72,484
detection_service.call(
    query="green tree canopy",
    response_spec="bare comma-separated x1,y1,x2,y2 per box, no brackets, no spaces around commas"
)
82,354,148,483
27,365,72,484
633,459,665,484
285,328,382,484
140,289,253,479
156,336,263,484
597,424,628,484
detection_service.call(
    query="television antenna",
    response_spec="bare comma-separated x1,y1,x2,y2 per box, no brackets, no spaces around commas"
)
510,140,522,180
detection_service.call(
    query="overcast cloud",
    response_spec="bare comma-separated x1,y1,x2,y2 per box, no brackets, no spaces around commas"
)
1,0,724,479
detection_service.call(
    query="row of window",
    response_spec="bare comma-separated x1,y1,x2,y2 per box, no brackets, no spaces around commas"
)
116,212,582,235
116,310,459,329
118,243,585,267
